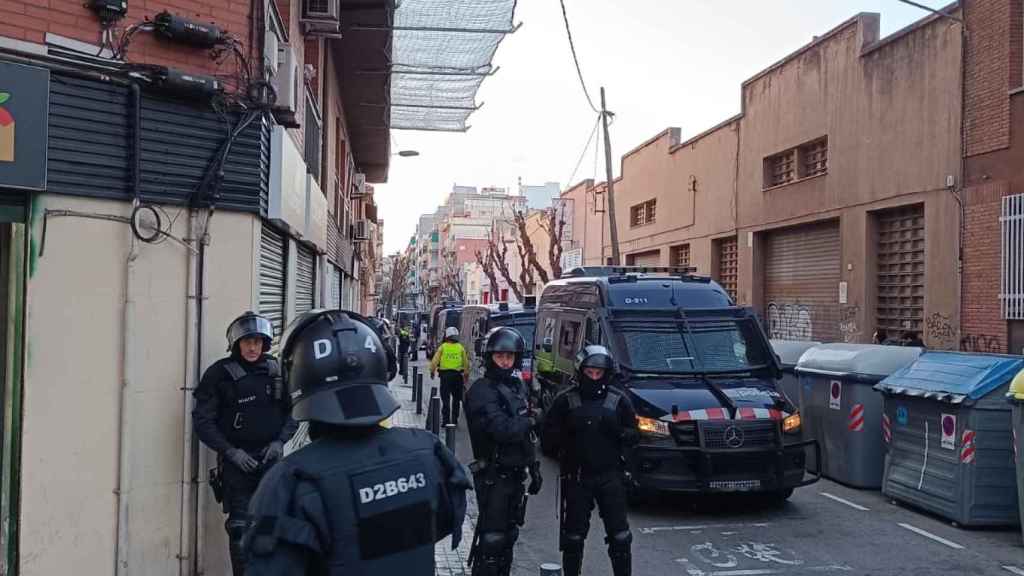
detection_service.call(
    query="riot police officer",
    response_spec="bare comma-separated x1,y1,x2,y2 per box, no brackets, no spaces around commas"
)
243,309,472,574
365,316,399,382
464,326,543,576
192,311,298,576
430,326,470,425
542,345,639,576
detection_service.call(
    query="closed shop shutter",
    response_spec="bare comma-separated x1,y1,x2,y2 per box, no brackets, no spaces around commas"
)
714,236,739,301
295,243,316,314
876,205,925,334
259,222,288,337
627,250,660,267
764,221,841,342
332,266,342,308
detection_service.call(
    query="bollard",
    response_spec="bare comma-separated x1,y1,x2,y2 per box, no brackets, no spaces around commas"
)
415,373,424,414
428,392,441,436
539,563,562,576
444,423,457,451
411,365,419,389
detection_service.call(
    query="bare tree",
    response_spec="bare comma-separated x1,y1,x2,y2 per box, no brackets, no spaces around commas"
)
475,248,501,304
516,238,536,296
379,252,413,315
512,210,550,285
441,251,465,302
489,233,523,302
541,205,567,279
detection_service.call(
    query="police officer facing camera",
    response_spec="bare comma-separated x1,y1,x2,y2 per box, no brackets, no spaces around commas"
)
192,311,298,576
464,326,543,576
243,310,472,575
542,345,639,576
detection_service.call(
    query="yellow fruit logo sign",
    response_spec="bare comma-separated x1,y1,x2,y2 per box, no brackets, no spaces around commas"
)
0,92,12,163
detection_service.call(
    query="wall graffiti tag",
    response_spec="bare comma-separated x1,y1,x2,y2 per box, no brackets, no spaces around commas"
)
925,313,957,350
839,305,861,343
960,333,1004,353
767,302,813,341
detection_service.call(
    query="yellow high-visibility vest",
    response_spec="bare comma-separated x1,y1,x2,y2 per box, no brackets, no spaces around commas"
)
438,342,465,370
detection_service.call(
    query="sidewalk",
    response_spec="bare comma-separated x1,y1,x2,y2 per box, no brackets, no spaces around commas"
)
388,359,476,576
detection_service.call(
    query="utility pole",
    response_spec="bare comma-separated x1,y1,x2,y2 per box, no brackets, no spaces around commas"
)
600,86,621,266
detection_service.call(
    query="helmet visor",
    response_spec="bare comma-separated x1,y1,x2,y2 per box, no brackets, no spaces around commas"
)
228,316,274,348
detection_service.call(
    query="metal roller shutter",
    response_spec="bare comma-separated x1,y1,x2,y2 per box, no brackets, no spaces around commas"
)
764,221,841,342
295,243,316,314
626,250,660,267
259,223,288,338
876,205,925,334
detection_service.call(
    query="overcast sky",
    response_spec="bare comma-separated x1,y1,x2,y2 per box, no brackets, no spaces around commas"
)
375,0,941,254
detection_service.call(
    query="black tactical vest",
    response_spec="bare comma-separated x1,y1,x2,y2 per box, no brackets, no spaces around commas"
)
562,388,624,475
216,357,286,451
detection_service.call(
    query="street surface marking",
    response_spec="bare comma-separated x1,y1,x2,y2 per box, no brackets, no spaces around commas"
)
820,492,870,511
1002,567,1024,576
897,522,964,550
640,522,771,535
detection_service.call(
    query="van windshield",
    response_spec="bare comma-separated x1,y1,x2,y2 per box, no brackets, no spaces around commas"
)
615,317,771,374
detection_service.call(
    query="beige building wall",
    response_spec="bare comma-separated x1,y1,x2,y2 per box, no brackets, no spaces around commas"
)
20,194,259,575
560,179,608,267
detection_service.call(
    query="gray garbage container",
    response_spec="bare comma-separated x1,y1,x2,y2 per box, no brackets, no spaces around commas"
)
1011,369,1024,540
770,340,820,411
876,352,1023,526
795,344,923,488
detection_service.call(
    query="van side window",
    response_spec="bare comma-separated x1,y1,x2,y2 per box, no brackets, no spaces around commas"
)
585,317,601,345
542,317,556,347
560,320,581,356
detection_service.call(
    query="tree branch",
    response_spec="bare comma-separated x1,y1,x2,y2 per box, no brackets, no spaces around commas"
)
513,210,550,285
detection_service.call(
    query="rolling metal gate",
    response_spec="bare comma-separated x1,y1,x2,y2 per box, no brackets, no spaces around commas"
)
764,221,841,342
259,223,288,338
627,250,660,267
876,205,925,333
295,244,316,314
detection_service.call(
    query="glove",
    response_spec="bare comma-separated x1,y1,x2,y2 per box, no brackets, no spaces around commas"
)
261,441,284,465
527,461,543,495
226,448,259,473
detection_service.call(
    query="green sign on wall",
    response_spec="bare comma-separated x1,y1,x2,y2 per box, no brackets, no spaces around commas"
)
0,61,49,191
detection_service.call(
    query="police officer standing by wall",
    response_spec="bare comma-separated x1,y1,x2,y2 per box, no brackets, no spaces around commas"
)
243,309,472,574
430,326,470,425
464,326,543,576
542,345,639,576
192,311,298,576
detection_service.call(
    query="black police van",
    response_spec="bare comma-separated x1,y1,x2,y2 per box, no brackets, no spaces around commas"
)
460,298,538,389
428,304,463,359
535,266,819,500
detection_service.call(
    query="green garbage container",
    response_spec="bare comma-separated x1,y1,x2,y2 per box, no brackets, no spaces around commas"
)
1010,368,1024,543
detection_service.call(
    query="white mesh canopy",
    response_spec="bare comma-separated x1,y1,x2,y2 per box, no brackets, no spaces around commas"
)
390,0,517,131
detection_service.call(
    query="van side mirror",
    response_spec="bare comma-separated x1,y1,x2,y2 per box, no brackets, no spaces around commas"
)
542,336,553,353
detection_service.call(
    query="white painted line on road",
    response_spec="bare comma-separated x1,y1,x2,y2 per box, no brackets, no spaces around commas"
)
897,522,965,550
705,570,781,576
1002,566,1024,576
641,522,771,535
820,492,870,511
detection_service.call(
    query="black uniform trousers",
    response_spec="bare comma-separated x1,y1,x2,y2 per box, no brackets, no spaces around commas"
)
561,470,630,572
220,455,266,576
439,370,465,425
472,467,527,576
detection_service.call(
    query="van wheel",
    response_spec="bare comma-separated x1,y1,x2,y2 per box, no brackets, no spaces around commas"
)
765,488,794,505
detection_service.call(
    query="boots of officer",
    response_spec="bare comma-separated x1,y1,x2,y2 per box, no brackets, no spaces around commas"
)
608,530,632,576
560,533,585,576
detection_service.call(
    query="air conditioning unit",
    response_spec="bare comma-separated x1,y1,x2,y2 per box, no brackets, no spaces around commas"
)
271,44,299,128
301,0,342,37
354,219,370,241
351,172,367,197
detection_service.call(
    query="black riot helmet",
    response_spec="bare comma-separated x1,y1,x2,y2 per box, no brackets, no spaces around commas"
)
483,326,525,378
365,316,399,382
280,309,400,427
226,311,274,353
575,345,615,396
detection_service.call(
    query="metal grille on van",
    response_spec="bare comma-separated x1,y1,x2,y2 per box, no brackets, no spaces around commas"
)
702,420,777,449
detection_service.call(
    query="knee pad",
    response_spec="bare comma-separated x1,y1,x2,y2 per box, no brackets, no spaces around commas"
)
607,530,632,553
560,531,585,553
479,532,508,556
226,518,249,541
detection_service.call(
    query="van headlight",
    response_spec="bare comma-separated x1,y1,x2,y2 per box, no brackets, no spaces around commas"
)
782,413,802,434
638,416,670,437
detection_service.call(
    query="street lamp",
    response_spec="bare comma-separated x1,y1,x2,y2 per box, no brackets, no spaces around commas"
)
394,150,420,157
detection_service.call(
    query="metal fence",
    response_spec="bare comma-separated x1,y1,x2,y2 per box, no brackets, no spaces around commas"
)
1002,194,1024,320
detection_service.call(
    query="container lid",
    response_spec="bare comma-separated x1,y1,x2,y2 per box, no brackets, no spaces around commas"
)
877,351,1024,404
1008,368,1024,402
794,343,923,379
770,340,821,368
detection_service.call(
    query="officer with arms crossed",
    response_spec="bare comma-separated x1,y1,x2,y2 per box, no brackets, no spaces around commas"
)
243,309,472,574
192,311,298,576
464,326,543,576
543,345,639,576
430,326,470,425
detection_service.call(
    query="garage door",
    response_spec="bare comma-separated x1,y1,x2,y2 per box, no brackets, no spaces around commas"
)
259,222,288,338
295,243,316,314
764,221,841,342
627,250,660,267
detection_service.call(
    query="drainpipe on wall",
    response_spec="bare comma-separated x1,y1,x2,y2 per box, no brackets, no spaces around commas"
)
179,208,203,576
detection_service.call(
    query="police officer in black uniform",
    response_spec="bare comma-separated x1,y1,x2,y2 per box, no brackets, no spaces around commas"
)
542,345,639,576
192,311,298,576
365,316,399,383
243,309,472,575
464,326,543,576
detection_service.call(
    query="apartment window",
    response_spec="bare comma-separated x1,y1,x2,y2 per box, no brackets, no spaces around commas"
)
630,199,657,227
304,89,322,184
763,136,828,189
670,243,691,268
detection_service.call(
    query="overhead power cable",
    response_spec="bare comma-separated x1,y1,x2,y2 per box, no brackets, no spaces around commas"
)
558,0,600,113
564,112,602,189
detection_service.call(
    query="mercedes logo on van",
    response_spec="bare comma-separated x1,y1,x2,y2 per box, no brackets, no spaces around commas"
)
723,425,744,448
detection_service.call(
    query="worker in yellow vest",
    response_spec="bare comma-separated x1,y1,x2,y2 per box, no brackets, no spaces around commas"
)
431,326,471,426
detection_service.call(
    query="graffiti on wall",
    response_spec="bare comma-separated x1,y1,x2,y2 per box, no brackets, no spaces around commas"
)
925,313,958,350
960,333,1004,353
839,305,861,343
767,302,813,341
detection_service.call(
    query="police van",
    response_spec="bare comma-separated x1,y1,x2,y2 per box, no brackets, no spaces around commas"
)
460,298,537,388
428,305,463,359
535,266,820,500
